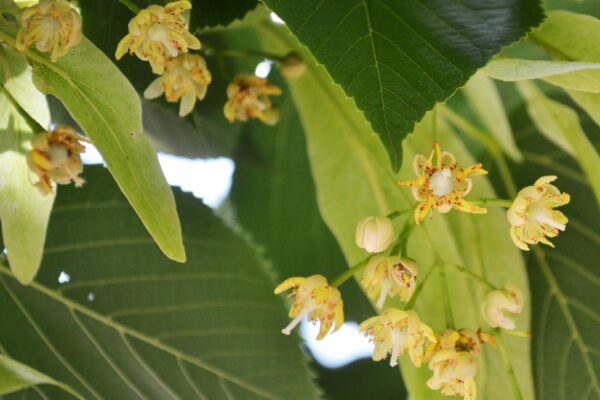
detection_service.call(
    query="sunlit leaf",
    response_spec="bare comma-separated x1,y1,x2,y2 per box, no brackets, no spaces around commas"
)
0,166,319,400
462,72,523,162
516,81,600,207
483,58,600,93
256,21,533,400
0,45,53,284
0,3,186,262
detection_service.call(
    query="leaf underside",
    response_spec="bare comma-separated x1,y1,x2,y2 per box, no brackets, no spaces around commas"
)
0,167,319,400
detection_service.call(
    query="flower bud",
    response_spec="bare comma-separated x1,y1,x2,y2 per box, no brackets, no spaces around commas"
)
355,216,394,253
280,52,306,79
481,284,523,330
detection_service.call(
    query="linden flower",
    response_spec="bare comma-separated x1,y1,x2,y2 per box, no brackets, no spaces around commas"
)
274,275,343,340
115,1,201,74
399,142,488,224
426,329,489,400
360,308,436,367
224,74,282,125
144,53,212,117
355,216,395,253
27,126,86,195
16,0,82,62
361,255,418,308
507,175,570,251
482,284,523,330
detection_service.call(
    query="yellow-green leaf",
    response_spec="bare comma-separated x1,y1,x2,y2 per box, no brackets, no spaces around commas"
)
0,45,53,284
516,81,600,207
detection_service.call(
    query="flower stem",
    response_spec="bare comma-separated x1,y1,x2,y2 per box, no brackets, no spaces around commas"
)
331,257,370,288
0,84,47,132
403,262,438,310
446,263,497,291
201,42,286,62
503,330,532,338
495,331,525,400
118,0,141,13
474,198,514,208
439,263,455,329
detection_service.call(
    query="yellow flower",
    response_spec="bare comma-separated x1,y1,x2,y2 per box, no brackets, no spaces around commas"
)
360,308,436,368
115,1,201,74
399,142,488,224
224,74,282,125
427,349,477,400
360,255,418,308
426,329,488,400
481,284,523,330
16,0,82,62
27,126,86,195
274,275,343,340
507,175,570,251
144,53,212,117
355,216,395,253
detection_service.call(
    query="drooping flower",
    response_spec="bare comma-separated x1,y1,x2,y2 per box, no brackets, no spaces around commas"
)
355,216,395,253
360,308,436,368
115,1,201,74
482,284,523,330
144,53,212,117
507,175,570,251
274,275,343,340
223,74,282,125
399,142,488,224
16,0,82,61
360,255,418,308
27,126,86,195
425,329,493,400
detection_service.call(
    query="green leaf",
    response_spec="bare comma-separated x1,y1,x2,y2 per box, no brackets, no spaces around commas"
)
530,11,600,133
509,105,600,400
0,45,54,284
256,21,533,400
230,89,373,321
516,81,600,207
190,0,258,30
0,166,319,400
315,359,406,400
462,72,523,162
0,5,186,262
0,354,82,398
262,0,543,170
483,58,600,92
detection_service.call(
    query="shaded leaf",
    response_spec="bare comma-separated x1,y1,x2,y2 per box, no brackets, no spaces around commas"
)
256,21,533,400
190,0,258,30
0,45,54,284
0,354,82,398
0,3,186,263
262,0,543,170
516,81,600,207
0,166,319,400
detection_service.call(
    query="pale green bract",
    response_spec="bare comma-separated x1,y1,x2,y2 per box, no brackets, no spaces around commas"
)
0,45,54,284
0,0,186,263
256,21,533,400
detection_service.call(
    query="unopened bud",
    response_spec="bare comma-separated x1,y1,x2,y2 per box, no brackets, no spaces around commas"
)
355,216,394,253
280,52,306,79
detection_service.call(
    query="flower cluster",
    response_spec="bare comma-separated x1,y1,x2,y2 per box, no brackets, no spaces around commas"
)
27,126,86,195
16,0,82,61
274,142,567,400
